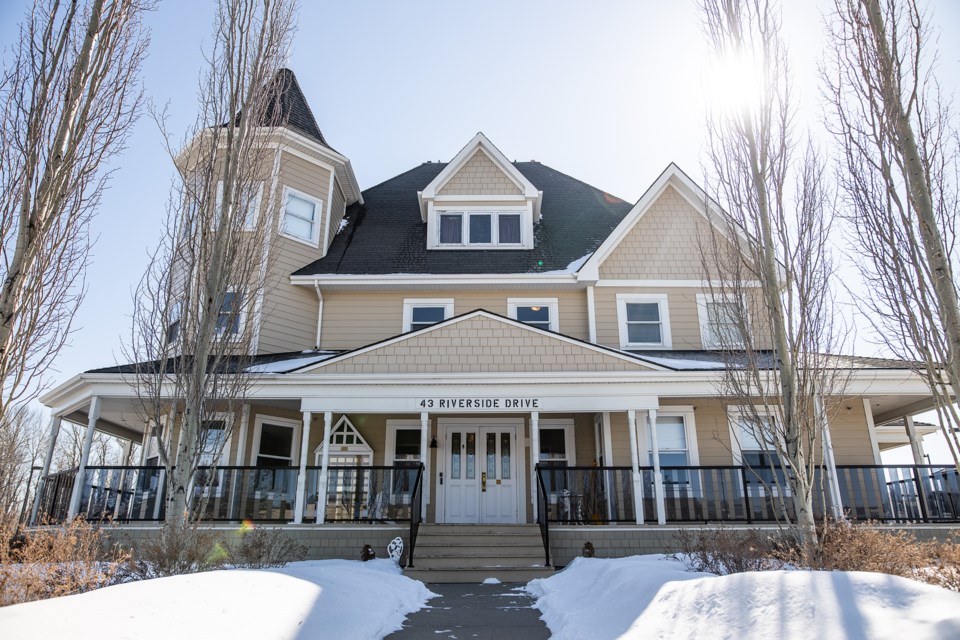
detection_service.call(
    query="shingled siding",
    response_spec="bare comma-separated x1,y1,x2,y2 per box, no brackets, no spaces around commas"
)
317,315,648,375
437,149,523,196
599,185,721,280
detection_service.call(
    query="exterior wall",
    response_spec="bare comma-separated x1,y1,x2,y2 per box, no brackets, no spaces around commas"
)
318,289,589,351
317,315,645,375
827,398,878,465
326,178,346,251
437,149,522,196
594,286,706,350
598,185,719,280
256,149,331,354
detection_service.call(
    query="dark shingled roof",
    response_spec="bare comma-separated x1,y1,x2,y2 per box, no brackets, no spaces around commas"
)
227,68,334,151
292,161,634,276
85,350,343,375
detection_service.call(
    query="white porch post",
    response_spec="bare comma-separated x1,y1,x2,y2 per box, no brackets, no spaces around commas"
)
626,410,644,524
905,415,926,466
234,404,250,466
316,411,333,524
818,396,845,520
30,415,62,525
648,408,666,525
112,439,134,520
601,412,614,520
862,399,882,464
530,411,540,520
293,411,312,524
420,412,430,509
68,396,101,520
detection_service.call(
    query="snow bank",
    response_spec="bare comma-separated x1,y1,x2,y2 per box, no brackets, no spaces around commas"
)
527,555,960,640
0,559,436,640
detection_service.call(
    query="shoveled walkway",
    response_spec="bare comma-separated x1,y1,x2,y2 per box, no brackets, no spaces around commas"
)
387,582,550,640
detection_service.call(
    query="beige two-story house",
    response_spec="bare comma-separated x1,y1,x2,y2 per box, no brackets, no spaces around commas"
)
33,70,952,569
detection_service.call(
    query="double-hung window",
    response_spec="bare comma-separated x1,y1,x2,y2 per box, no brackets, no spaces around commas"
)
166,302,182,346
538,420,575,494
435,210,525,248
216,290,245,336
216,181,263,231
729,412,787,489
616,294,671,349
697,293,745,349
281,187,323,246
386,421,423,495
508,298,559,332
403,299,454,332
646,415,691,486
198,419,229,467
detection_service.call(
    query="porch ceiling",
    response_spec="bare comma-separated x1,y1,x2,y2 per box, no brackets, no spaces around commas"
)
867,395,937,425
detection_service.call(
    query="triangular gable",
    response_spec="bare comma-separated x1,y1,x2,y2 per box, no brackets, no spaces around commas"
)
418,133,542,221
293,310,666,375
578,163,751,281
437,148,523,196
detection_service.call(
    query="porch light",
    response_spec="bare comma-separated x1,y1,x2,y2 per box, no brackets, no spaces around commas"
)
430,437,438,449
530,306,541,311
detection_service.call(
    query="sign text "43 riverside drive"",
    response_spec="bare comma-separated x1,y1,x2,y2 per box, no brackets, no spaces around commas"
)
419,397,540,409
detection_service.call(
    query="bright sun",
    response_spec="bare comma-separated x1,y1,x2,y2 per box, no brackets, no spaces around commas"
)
705,50,767,115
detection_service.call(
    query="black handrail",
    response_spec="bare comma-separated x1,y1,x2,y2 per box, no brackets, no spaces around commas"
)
407,463,424,568
535,464,551,567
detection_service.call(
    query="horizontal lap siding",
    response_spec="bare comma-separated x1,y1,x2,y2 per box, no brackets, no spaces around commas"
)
319,290,589,351
827,399,877,465
257,151,330,353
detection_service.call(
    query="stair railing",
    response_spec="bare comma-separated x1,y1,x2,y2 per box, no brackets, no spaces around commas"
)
407,463,424,568
535,463,551,566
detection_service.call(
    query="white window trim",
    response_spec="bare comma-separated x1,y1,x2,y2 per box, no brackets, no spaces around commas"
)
402,298,455,333
696,292,746,349
198,412,235,467
250,414,301,467
725,406,782,465
428,205,533,250
385,419,422,467
640,407,701,467
279,186,324,248
508,298,560,332
538,418,576,466
216,288,248,341
215,181,264,231
616,293,672,349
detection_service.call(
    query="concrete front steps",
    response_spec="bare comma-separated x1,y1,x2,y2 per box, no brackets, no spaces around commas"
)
403,524,555,584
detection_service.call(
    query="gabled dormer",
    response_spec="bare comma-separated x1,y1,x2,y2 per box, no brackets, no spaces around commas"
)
418,133,543,250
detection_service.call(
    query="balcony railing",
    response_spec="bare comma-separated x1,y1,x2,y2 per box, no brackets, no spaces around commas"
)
534,464,960,527
33,464,426,526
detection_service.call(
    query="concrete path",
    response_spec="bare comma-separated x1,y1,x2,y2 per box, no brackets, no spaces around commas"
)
388,582,550,640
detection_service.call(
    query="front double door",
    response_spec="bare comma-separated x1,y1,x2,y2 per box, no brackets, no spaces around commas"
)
443,425,519,524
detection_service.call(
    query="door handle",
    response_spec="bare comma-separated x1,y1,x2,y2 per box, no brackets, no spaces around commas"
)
439,472,443,486
481,471,487,492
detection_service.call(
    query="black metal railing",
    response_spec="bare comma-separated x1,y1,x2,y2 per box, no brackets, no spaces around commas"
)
407,464,424,568
534,464,551,566
835,465,960,523
536,466,638,524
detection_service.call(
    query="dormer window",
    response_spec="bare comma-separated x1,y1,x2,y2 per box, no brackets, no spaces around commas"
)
434,209,528,248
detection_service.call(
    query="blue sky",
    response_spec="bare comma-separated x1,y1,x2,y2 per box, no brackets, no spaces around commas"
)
1,0,958,461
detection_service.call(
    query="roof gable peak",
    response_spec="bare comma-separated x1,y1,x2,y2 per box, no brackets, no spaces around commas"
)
418,132,543,221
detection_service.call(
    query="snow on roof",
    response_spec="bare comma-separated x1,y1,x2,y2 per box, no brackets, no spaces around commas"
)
632,355,727,370
244,352,338,373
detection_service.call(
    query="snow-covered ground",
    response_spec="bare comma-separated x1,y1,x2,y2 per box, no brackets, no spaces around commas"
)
0,559,436,640
526,555,960,640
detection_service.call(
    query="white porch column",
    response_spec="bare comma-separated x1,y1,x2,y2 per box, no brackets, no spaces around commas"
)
68,396,101,520
530,411,540,520
30,415,62,525
112,439,134,520
905,415,926,466
818,396,845,520
316,411,333,524
234,404,251,466
601,412,614,466
626,410,644,524
293,411,312,524
420,412,430,509
648,408,666,525
862,399,882,464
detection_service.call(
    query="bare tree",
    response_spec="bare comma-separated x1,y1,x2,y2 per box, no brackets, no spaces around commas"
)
825,0,960,469
125,0,297,528
0,0,151,427
700,0,849,558
0,405,46,519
